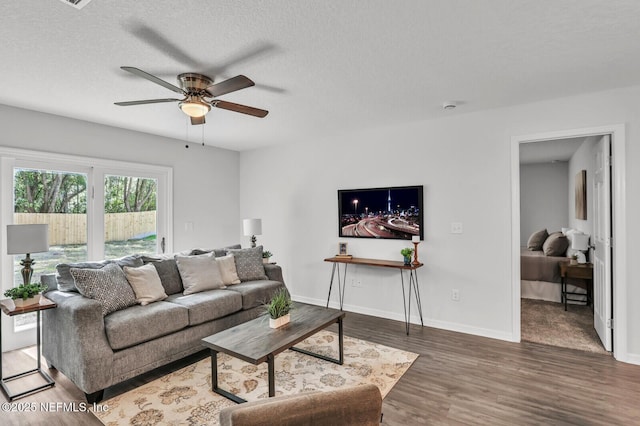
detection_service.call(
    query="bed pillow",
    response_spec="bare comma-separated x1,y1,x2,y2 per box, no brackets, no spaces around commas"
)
227,246,268,282
542,232,569,256
527,229,548,251
123,264,168,306
216,254,241,285
71,263,137,316
175,252,225,295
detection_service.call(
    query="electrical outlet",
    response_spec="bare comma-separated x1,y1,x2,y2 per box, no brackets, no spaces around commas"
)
451,222,463,234
451,289,460,301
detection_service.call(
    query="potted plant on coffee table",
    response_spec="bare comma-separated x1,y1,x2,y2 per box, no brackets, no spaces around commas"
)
4,283,49,308
266,288,293,328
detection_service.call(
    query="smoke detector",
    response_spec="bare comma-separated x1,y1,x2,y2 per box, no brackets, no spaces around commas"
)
442,101,457,110
59,0,94,9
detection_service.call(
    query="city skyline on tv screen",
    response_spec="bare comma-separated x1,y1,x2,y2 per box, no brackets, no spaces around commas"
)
338,186,423,240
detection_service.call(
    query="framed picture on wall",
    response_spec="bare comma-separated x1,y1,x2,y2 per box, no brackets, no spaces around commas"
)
338,242,348,256
575,170,587,220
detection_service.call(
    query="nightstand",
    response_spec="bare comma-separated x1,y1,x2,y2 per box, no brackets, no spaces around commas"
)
559,262,593,311
0,297,57,400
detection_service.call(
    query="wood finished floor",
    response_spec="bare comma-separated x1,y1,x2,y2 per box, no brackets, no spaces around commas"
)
2,310,640,425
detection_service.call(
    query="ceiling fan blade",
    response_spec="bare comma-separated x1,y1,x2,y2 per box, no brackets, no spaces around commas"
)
114,98,181,106
214,100,268,118
121,66,184,95
190,116,206,125
128,24,202,69
206,75,255,97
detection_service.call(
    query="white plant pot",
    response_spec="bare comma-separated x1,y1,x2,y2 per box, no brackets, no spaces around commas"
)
13,294,41,308
269,313,290,328
263,258,270,264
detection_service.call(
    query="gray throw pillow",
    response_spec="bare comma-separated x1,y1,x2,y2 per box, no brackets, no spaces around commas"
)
71,263,137,316
190,244,242,258
227,246,268,282
175,252,225,295
142,255,184,295
527,229,548,251
56,254,143,292
542,232,569,256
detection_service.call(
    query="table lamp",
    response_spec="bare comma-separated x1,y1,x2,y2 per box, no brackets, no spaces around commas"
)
412,235,421,265
7,224,49,285
571,233,590,264
243,219,262,248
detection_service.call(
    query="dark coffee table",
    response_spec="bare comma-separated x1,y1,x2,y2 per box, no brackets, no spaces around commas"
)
201,304,344,403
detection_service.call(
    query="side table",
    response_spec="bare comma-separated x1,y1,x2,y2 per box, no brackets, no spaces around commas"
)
559,262,594,311
0,296,57,400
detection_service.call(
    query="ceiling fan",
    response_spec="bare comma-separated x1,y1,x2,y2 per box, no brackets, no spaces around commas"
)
114,66,268,125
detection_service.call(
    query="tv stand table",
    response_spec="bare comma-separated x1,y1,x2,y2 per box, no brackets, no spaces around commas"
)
324,256,424,334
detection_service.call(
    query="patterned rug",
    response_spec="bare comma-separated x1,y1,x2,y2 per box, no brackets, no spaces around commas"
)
521,298,607,354
93,331,418,425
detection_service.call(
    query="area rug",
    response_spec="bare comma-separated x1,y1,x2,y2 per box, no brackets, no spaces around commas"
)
93,330,418,425
521,298,607,354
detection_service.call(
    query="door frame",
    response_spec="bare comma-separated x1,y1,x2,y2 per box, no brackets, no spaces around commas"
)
510,124,627,361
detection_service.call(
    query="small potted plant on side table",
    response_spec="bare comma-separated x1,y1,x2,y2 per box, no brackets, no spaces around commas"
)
266,288,293,328
400,247,414,266
262,250,273,264
4,283,49,308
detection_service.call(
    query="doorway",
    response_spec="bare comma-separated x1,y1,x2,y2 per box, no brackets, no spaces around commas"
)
510,125,628,361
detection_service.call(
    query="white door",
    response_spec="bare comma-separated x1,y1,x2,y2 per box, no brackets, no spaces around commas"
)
592,135,612,351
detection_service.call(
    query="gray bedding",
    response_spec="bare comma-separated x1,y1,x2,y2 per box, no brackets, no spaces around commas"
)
520,248,565,283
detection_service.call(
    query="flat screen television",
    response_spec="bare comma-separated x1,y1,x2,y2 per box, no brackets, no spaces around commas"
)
338,185,423,240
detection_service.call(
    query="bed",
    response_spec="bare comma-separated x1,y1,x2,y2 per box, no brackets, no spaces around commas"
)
520,230,588,303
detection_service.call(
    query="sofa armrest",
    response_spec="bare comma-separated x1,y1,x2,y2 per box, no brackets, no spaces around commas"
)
219,384,382,426
263,263,284,285
43,289,114,394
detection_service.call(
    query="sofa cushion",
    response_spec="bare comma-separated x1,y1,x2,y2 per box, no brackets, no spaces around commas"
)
216,254,241,285
176,252,225,295
142,255,184,295
225,280,286,310
164,289,242,326
104,301,189,350
71,263,138,316
227,246,268,282
190,244,242,258
123,264,168,305
57,255,143,292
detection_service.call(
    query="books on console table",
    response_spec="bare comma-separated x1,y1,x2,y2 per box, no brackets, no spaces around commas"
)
334,254,353,259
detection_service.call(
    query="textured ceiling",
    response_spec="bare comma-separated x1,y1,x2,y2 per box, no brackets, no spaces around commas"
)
1,1,640,151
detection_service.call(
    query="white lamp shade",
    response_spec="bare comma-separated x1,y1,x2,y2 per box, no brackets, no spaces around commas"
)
7,224,49,254
571,233,590,251
243,218,262,236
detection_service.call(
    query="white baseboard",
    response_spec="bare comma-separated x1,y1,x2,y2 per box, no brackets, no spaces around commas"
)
616,352,640,366
292,295,515,342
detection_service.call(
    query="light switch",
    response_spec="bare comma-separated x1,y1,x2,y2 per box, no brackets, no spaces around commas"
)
451,222,463,234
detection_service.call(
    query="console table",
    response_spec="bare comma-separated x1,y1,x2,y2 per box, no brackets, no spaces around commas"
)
0,297,56,400
324,256,424,334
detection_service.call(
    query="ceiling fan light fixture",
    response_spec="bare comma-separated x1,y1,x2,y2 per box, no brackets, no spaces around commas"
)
179,97,211,118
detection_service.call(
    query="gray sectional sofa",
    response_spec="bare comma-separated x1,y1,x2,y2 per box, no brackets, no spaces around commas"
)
41,245,287,403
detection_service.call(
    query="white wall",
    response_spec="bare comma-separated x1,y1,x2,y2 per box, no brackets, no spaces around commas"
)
240,85,640,361
568,136,598,234
0,104,241,252
520,162,569,243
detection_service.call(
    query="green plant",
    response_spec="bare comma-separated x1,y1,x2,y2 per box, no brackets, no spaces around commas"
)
265,289,293,319
262,250,273,259
4,283,48,300
400,247,414,258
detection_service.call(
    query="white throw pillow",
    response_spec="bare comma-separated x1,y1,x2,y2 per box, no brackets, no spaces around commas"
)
216,254,241,285
123,264,168,306
175,252,224,295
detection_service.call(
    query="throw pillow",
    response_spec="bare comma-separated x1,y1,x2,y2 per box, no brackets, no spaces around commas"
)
56,254,144,292
542,232,569,256
123,264,168,305
190,244,242,258
216,254,241,285
227,246,268,282
142,255,184,295
175,252,225,295
527,229,548,251
71,263,137,316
